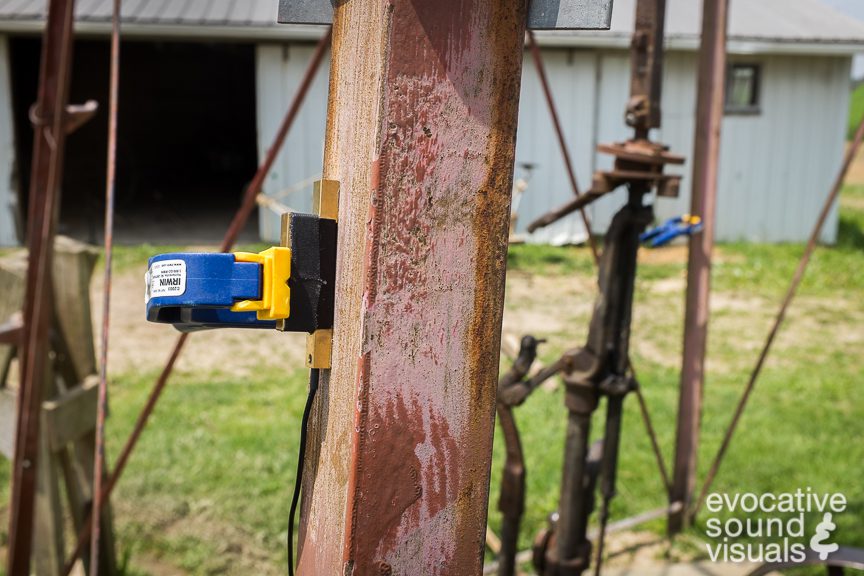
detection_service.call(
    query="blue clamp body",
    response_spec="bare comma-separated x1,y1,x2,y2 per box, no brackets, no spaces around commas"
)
640,214,704,248
145,253,277,332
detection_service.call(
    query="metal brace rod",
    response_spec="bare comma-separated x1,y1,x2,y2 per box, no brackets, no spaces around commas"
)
7,0,77,572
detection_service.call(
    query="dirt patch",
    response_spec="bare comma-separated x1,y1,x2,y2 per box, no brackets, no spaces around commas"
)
603,530,677,568
648,276,685,295
845,142,864,186
638,245,689,265
502,271,595,343
841,193,864,211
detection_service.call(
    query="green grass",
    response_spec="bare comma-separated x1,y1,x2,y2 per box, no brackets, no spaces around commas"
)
849,83,864,140
507,242,596,276
103,367,308,572
1,187,862,574
493,185,864,571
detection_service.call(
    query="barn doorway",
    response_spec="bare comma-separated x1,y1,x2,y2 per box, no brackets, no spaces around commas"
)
10,37,259,244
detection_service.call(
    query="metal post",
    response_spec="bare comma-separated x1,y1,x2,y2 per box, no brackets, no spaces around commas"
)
297,1,529,573
90,0,121,573
7,0,77,572
669,0,729,534
627,0,666,137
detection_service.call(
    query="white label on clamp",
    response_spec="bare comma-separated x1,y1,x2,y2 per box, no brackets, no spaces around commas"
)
146,259,187,302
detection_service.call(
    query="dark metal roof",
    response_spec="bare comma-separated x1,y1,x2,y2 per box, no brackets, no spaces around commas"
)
0,0,277,26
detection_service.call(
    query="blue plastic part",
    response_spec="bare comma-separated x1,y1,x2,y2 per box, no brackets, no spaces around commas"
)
145,253,277,331
640,216,704,248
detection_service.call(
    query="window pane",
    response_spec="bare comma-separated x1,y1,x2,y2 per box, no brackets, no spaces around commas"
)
726,64,760,111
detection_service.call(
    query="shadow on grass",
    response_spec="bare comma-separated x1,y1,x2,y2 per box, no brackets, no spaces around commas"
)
837,212,864,251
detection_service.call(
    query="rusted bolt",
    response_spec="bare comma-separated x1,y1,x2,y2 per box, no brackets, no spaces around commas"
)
378,561,392,575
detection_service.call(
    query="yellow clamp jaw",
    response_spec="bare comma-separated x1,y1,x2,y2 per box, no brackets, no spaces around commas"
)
230,247,292,321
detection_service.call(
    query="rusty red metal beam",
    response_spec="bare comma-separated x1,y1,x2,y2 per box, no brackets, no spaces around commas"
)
668,0,729,534
6,0,77,573
297,2,528,573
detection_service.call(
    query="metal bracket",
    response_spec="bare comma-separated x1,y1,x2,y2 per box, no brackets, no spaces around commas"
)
278,0,614,30
290,179,339,369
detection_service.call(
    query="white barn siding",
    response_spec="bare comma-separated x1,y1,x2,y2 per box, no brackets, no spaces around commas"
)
255,43,330,242
0,35,17,246
587,51,632,232
713,54,850,244
512,48,598,245
255,45,851,244
573,50,850,243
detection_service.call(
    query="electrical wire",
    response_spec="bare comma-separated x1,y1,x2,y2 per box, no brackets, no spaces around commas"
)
288,368,320,575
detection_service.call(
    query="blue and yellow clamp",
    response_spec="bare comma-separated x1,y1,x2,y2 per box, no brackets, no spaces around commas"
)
640,214,703,248
145,247,292,331
145,180,339,345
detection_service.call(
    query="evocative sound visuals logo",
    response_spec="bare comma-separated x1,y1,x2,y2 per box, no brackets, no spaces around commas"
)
705,488,845,564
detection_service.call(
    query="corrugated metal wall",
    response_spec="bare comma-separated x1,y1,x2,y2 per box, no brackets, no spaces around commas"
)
256,44,852,244
0,35,18,246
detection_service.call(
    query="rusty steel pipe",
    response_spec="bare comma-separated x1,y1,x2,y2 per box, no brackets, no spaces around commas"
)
627,0,666,137
6,0,77,572
495,336,542,576
89,0,122,572
62,28,333,576
669,0,728,535
522,34,672,498
693,110,864,520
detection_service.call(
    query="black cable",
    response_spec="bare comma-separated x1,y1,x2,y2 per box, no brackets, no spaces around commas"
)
288,368,320,576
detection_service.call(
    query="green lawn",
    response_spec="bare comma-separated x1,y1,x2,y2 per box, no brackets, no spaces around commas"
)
850,83,864,140
1,187,862,575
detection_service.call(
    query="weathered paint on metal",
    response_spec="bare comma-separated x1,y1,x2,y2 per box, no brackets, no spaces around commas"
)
299,1,528,574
